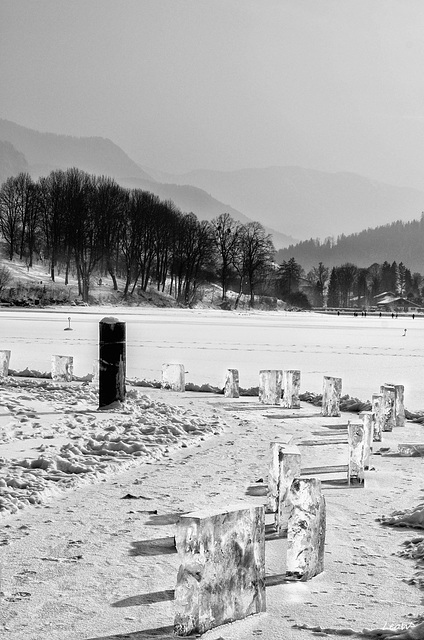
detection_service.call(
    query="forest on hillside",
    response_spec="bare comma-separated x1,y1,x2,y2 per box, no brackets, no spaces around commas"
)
1,169,424,310
275,217,424,273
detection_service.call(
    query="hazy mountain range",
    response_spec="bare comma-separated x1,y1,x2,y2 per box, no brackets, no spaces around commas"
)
1,118,424,254
0,118,151,182
0,139,29,183
160,166,424,240
0,119,293,249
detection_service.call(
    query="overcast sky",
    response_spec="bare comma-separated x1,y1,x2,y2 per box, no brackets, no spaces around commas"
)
2,0,424,188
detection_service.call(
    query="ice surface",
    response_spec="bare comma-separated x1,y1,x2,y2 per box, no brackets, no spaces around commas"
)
1,308,424,410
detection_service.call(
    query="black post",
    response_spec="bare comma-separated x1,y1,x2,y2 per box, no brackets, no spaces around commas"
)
99,316,126,409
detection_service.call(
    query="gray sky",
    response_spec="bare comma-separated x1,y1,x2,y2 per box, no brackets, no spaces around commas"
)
2,0,424,188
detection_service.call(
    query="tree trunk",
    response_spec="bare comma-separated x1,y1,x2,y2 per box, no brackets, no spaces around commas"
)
249,274,255,307
221,259,228,300
123,271,131,297
76,265,82,296
110,271,118,291
82,276,90,302
235,277,243,309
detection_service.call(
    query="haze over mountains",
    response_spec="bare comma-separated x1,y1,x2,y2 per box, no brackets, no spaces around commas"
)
0,119,151,182
275,217,424,273
162,166,424,240
0,140,29,184
0,119,293,249
1,118,424,253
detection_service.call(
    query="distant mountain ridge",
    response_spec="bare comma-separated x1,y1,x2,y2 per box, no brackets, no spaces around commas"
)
162,166,424,240
0,118,153,181
117,176,295,249
119,176,253,225
3,118,424,251
0,140,29,185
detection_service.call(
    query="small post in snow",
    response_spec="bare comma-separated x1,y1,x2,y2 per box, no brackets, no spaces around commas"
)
99,317,126,409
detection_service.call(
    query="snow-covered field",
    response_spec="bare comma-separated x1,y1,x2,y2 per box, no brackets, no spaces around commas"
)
2,307,424,410
2,306,424,640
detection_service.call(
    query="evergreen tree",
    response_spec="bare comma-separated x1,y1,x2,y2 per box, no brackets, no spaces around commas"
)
327,267,340,307
278,257,303,296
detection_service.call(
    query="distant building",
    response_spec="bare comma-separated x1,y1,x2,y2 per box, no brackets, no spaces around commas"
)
373,291,396,302
375,294,421,312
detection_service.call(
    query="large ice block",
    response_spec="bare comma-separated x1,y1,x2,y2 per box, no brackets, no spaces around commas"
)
51,355,73,382
371,393,383,442
0,350,11,377
380,384,395,432
286,478,326,581
348,422,365,484
161,363,185,392
281,370,301,409
259,369,282,405
174,504,266,636
267,443,301,533
386,382,405,428
321,376,342,417
360,411,373,469
224,368,240,398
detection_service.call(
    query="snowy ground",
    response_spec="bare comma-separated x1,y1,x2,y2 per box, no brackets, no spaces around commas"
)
2,307,424,410
1,307,424,640
0,384,423,640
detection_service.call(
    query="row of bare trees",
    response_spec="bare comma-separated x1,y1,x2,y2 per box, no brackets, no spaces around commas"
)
0,170,275,304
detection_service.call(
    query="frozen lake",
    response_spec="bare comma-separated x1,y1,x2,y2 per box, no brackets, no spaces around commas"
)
1,307,424,411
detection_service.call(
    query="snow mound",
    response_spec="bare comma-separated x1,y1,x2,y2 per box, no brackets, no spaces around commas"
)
0,380,226,518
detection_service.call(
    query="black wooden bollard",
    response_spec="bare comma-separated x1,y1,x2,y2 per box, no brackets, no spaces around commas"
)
99,317,126,409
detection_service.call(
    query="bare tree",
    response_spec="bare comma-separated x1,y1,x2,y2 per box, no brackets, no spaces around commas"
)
211,212,241,300
306,262,329,306
0,176,22,259
93,176,128,290
154,200,178,292
233,222,275,307
337,263,358,307
120,189,145,296
0,265,12,295
136,192,162,293
38,170,68,281
64,168,101,302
